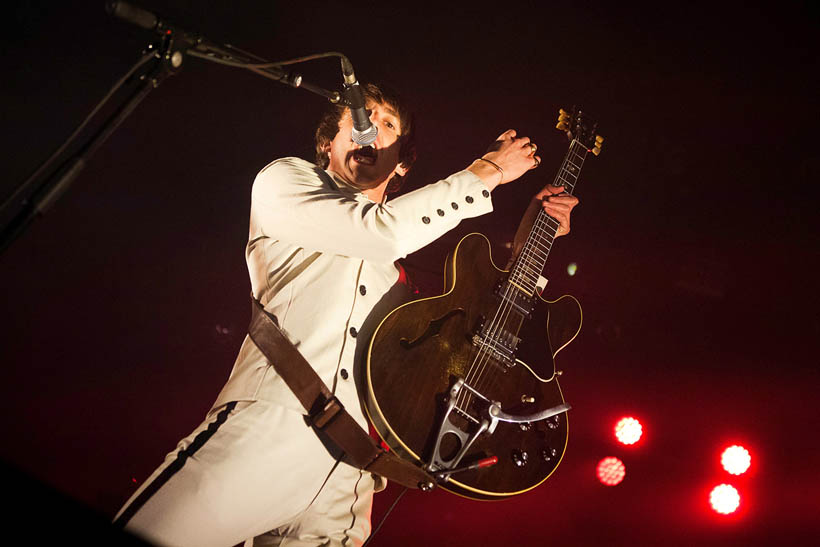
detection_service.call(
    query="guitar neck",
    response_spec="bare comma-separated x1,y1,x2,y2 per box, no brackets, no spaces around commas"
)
507,139,589,296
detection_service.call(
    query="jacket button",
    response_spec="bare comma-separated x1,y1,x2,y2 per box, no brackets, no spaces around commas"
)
437,209,445,216
451,202,459,210
482,189,490,198
359,285,367,295
349,327,358,338
422,216,430,224
465,196,474,204
340,368,349,380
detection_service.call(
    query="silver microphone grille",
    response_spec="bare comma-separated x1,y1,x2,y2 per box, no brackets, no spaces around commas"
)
351,125,379,146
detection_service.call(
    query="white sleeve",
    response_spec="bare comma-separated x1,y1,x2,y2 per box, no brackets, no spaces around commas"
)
250,158,494,262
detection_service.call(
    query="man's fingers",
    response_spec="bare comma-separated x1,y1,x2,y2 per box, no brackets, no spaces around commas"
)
498,129,517,141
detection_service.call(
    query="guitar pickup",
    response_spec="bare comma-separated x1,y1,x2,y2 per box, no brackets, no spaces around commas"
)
494,280,536,318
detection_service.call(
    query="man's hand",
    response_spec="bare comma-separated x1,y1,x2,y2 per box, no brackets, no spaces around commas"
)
467,129,541,191
536,184,579,237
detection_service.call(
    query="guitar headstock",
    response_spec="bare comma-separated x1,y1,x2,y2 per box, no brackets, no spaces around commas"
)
556,107,604,156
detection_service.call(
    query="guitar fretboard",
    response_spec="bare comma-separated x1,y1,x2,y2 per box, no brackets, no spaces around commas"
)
507,139,588,297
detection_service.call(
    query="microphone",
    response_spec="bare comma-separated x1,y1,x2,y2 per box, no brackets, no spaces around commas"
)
340,58,378,146
106,1,159,31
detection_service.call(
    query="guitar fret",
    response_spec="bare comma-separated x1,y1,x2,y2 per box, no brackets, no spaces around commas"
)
508,135,593,296
512,261,539,278
529,243,551,258
514,262,540,276
511,264,538,281
515,266,539,282
526,248,548,261
512,266,542,287
519,253,541,266
513,270,537,283
482,136,593,376
506,278,534,296
532,229,554,242
534,228,557,242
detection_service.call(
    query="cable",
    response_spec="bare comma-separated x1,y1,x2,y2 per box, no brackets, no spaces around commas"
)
362,487,408,546
187,48,345,70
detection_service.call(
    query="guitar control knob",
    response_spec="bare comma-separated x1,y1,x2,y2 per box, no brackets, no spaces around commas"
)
541,447,559,462
519,422,532,431
512,449,529,467
546,416,561,430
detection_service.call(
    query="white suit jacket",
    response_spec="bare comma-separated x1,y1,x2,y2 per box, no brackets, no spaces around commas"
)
211,157,494,428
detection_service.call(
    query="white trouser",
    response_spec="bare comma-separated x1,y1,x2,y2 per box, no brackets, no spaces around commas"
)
115,400,375,547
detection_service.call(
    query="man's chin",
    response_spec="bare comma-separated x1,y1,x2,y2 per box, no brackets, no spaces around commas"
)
347,164,390,190
347,177,386,191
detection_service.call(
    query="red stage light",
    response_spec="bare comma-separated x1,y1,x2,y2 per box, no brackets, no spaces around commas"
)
596,457,626,486
709,484,740,514
721,445,751,475
614,416,643,445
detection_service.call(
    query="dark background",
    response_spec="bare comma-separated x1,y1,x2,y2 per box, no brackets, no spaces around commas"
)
1,1,818,545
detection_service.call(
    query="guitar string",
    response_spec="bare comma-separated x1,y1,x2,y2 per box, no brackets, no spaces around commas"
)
460,213,551,413
457,142,584,416
467,208,558,399
456,140,585,419
466,145,584,400
458,142,586,416
473,141,584,363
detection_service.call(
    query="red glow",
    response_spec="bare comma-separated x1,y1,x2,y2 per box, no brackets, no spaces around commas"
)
709,484,740,514
614,416,643,445
721,445,751,475
596,457,626,486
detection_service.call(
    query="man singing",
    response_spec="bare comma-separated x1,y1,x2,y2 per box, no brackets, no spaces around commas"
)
115,83,579,546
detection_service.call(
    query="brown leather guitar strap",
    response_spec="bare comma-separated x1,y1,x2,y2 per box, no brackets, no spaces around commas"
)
247,297,435,490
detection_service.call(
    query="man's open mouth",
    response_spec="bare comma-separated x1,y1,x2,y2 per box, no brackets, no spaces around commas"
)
352,146,377,166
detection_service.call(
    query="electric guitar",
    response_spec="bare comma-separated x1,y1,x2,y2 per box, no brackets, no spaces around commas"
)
365,109,603,499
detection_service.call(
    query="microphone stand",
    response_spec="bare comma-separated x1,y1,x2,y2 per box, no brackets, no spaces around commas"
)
0,2,349,256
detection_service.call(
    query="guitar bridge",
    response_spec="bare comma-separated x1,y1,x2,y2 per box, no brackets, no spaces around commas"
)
471,316,521,369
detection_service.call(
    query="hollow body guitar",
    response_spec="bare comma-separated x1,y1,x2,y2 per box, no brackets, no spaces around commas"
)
365,109,602,499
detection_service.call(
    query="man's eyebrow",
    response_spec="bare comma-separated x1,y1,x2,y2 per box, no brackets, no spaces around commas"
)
383,107,400,120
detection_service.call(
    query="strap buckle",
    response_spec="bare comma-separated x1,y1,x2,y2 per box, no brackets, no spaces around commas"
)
310,396,344,429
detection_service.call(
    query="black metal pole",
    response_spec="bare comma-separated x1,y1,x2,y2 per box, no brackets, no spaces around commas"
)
0,58,166,256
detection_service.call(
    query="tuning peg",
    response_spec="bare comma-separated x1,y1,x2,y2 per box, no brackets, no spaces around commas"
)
556,121,570,131
591,135,604,155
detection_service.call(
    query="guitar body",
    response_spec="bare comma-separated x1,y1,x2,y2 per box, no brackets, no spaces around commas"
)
366,233,582,499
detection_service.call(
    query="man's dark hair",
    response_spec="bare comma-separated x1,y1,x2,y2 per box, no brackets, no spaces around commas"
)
314,83,417,194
